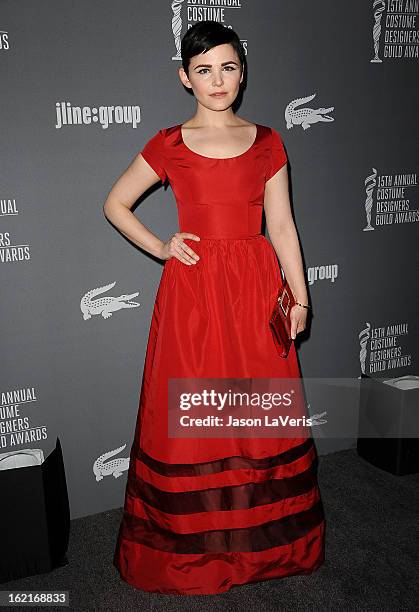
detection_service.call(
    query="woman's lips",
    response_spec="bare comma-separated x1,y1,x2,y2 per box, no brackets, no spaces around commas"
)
210,93,227,97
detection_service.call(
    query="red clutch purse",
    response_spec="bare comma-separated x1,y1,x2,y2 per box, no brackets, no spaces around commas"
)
269,273,296,358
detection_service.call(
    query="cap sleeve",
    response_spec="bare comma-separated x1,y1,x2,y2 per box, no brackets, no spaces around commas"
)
266,127,287,181
139,129,167,183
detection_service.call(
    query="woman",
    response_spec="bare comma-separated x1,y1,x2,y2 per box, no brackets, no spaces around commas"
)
105,20,325,595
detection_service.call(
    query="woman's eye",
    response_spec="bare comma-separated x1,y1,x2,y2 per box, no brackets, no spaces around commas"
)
197,66,236,74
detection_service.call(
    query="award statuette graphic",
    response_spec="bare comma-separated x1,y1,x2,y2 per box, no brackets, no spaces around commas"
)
359,322,372,376
370,0,386,63
363,168,377,231
171,0,185,60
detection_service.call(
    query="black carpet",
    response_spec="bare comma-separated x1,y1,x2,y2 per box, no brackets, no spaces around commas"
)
1,448,418,611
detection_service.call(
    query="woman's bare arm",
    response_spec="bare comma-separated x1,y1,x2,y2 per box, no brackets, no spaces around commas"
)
103,154,166,258
103,154,200,264
263,166,309,305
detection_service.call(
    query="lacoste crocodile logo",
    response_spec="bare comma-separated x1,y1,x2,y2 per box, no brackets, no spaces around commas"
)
93,444,130,481
80,281,140,320
285,94,334,130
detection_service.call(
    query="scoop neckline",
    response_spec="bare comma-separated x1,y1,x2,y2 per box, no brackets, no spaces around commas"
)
178,123,259,160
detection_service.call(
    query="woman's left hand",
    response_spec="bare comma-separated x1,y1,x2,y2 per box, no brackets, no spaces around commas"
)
290,304,308,340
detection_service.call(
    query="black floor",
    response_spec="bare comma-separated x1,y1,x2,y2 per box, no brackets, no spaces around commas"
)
1,448,418,611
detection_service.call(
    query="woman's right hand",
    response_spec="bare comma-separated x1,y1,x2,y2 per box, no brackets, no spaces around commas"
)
159,232,200,265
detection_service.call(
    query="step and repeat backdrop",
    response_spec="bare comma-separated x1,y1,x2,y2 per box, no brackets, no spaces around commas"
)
1,1,418,518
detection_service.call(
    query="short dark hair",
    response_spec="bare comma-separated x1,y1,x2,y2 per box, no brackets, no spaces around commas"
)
181,20,246,82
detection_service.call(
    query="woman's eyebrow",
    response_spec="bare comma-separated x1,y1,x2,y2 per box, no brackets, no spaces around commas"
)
193,60,240,69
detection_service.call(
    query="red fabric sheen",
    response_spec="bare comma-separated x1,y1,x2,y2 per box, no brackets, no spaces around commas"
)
113,124,325,594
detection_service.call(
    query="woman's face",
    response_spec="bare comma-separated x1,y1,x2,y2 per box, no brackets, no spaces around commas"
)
179,43,243,110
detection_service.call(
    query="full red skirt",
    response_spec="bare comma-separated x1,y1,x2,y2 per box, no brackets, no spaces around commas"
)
113,235,325,595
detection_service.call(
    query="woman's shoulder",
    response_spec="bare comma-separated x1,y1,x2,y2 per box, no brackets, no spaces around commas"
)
161,124,180,136
141,125,176,154
256,125,286,154
153,124,181,147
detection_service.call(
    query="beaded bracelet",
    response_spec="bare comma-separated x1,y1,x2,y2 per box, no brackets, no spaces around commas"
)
295,301,310,310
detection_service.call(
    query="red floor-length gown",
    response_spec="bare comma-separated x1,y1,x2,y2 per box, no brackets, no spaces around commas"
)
113,123,326,595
